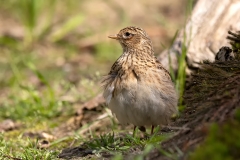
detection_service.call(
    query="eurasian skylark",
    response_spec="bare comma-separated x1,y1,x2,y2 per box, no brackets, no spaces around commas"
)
103,26,178,134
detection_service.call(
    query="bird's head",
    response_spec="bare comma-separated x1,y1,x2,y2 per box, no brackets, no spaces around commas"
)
108,26,152,51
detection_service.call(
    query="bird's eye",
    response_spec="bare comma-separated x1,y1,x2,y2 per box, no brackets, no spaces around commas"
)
124,32,131,37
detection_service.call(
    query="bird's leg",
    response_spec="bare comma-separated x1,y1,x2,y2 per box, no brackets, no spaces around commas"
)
151,125,155,135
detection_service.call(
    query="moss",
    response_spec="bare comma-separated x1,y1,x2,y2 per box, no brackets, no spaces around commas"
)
227,31,240,60
184,32,240,159
190,110,240,160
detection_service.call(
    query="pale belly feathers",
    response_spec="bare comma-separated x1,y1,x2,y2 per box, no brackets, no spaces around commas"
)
104,78,178,126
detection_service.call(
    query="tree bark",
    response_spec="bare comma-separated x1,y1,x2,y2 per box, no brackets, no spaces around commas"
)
158,0,240,71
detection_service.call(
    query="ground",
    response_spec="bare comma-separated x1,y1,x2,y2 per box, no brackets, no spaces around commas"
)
1,1,240,160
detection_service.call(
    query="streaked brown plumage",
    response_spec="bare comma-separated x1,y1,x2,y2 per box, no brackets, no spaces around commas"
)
103,26,178,134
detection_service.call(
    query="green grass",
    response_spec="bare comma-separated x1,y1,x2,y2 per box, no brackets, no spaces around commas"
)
190,110,240,160
0,0,191,159
0,133,59,160
0,0,84,47
0,44,101,159
171,0,193,110
0,60,72,121
83,130,173,159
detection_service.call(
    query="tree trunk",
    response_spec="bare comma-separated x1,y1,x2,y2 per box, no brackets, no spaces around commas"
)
158,0,240,71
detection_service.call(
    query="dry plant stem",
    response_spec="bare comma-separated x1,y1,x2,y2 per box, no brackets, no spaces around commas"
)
78,113,109,136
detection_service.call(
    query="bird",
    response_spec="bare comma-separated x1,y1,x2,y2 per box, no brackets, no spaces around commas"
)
102,26,178,135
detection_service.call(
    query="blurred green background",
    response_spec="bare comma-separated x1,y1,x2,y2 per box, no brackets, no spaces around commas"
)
0,0,188,120
0,0,189,159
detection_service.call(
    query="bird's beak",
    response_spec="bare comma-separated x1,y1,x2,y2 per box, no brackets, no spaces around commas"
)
108,34,119,40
